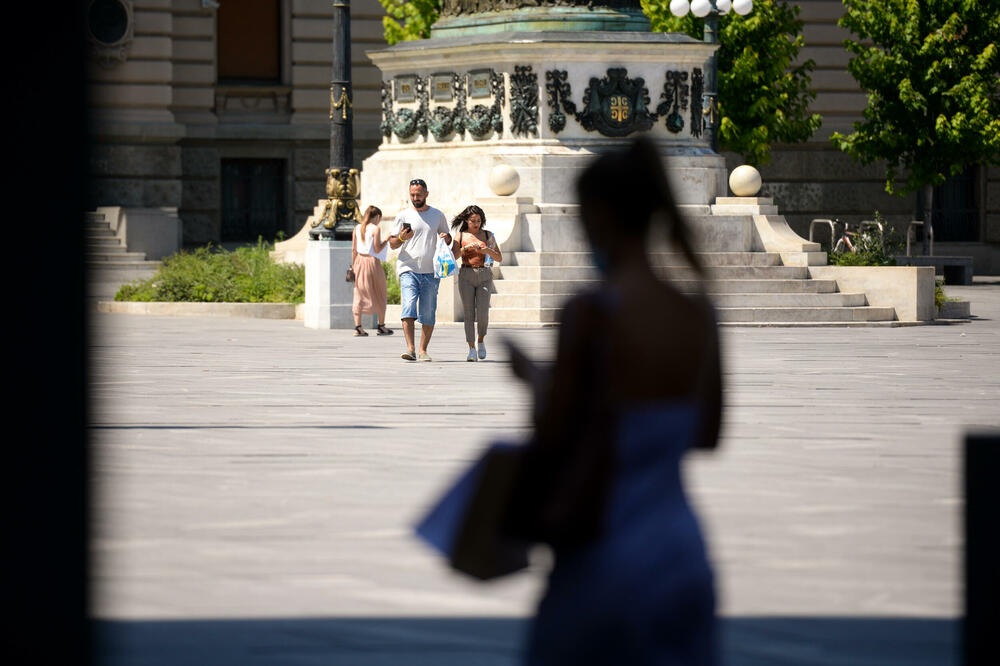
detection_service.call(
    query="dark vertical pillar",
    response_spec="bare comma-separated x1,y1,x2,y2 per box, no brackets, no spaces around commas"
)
965,433,1000,666
703,13,720,154
330,0,353,171
308,0,361,241
923,184,934,256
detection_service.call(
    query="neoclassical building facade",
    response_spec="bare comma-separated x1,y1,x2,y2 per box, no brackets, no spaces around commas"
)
87,0,998,271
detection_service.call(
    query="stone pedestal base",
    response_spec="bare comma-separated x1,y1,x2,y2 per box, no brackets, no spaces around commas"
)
304,240,354,329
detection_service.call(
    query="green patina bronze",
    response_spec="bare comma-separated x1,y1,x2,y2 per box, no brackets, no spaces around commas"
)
432,1,649,38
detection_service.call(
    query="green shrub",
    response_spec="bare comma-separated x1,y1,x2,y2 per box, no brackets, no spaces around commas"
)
115,239,305,303
933,277,960,310
383,258,400,305
828,210,903,267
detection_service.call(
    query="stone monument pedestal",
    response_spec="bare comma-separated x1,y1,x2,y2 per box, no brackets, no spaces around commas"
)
363,31,723,255
359,26,727,325
304,240,354,329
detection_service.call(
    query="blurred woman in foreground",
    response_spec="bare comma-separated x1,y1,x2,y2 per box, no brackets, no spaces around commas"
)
511,137,723,665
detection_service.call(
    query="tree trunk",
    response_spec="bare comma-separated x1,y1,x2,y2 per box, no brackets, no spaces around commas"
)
923,183,934,256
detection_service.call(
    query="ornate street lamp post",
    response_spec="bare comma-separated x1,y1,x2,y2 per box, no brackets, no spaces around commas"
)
310,0,361,240
669,0,753,153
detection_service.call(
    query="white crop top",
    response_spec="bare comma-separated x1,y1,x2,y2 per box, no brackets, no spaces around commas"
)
355,224,387,261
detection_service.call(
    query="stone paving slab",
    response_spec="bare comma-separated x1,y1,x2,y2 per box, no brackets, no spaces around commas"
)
90,284,1000,665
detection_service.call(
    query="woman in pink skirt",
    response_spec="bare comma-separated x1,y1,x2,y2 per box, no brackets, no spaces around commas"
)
352,205,393,336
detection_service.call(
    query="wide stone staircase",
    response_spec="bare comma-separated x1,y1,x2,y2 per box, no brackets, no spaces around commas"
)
481,195,906,327
488,250,896,326
85,211,161,299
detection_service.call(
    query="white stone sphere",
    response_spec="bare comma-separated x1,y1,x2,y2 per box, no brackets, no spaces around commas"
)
729,164,762,197
488,164,520,196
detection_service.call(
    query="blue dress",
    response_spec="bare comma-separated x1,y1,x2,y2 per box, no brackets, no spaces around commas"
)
525,403,717,666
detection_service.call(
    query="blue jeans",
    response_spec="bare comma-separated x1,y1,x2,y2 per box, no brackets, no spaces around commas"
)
399,271,440,327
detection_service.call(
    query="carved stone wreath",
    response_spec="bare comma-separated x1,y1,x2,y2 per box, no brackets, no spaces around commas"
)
392,109,419,139
466,70,504,138
384,71,501,141
429,107,456,141
383,76,430,140
428,74,466,141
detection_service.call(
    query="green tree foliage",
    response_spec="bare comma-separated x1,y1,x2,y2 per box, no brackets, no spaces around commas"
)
378,0,440,45
831,0,1000,195
641,0,821,165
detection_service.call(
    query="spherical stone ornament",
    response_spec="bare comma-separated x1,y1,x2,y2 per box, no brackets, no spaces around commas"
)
488,164,520,196
729,164,762,197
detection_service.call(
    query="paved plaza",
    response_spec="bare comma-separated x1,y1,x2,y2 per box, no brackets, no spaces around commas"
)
90,284,1000,665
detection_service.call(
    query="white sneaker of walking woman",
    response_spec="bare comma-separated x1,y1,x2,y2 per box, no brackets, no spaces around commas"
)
478,342,486,360
466,348,477,362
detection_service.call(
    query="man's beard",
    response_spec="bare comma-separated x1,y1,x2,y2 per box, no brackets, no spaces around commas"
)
412,197,426,208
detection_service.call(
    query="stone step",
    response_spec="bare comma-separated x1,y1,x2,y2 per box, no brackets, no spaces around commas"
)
663,265,809,280
488,292,872,317
87,259,163,274
489,288,865,310
709,292,867,308
676,279,840,294
493,277,843,297
491,292,575,309
497,263,807,282
492,278,600,295
86,237,124,247
715,306,896,323
508,251,782,268
84,243,128,254
679,252,782,267
506,252,590,267
87,251,150,262
85,228,117,239
497,265,598,281
489,307,562,324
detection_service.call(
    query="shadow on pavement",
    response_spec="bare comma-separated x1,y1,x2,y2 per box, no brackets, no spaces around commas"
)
95,615,957,666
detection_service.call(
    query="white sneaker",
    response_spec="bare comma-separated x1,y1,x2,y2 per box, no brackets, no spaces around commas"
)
478,342,487,360
467,348,477,362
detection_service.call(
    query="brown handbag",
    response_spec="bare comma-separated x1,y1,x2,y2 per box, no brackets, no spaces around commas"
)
345,267,355,282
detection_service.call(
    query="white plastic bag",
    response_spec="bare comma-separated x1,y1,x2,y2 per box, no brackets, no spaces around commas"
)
434,236,457,278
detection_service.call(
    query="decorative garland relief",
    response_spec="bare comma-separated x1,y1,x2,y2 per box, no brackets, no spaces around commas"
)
381,66,710,141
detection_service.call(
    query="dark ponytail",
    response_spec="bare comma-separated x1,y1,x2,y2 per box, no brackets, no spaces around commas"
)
576,137,704,276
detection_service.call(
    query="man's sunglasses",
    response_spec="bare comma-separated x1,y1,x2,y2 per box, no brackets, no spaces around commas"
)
409,179,427,188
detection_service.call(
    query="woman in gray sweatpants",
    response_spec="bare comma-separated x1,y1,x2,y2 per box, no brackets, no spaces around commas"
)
451,205,503,362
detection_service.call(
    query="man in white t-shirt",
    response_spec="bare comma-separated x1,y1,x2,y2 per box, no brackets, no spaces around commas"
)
387,178,452,361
